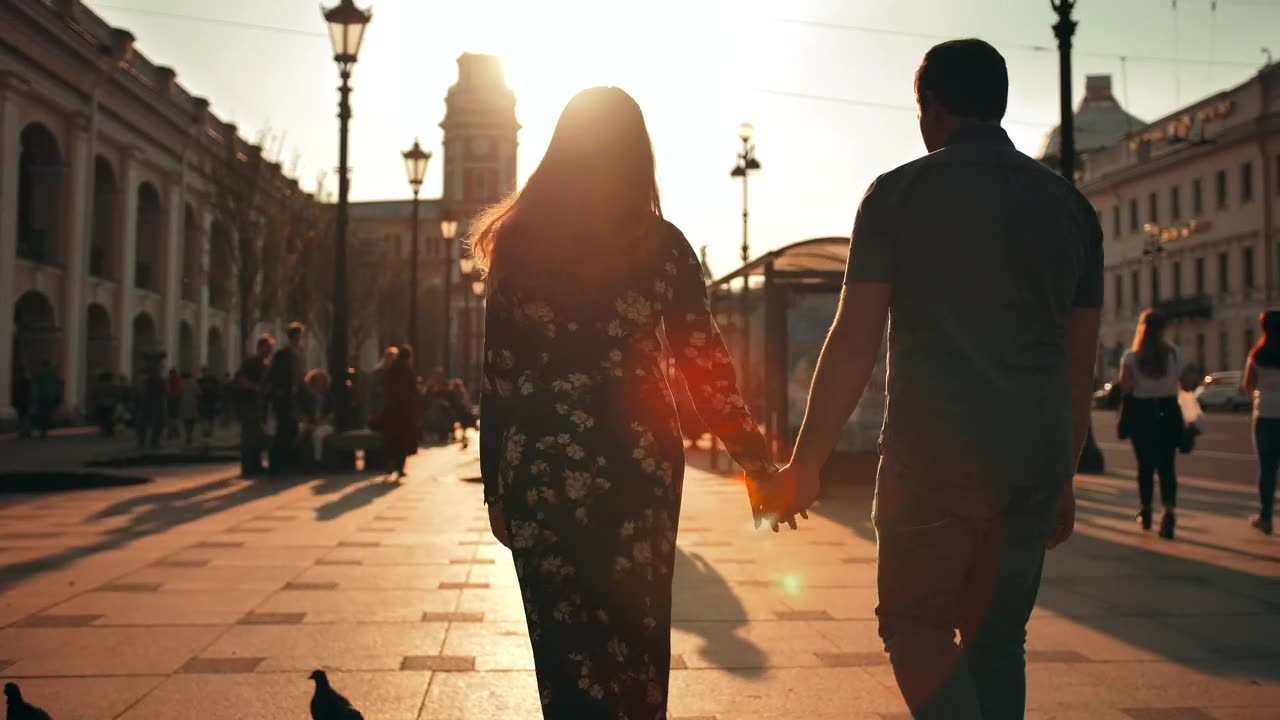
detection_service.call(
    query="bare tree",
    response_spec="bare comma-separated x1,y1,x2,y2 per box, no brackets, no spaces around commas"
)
205,127,295,357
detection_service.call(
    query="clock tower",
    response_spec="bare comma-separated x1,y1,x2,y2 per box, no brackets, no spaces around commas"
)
440,53,520,218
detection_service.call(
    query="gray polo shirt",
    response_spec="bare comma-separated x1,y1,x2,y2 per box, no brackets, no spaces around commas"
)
846,124,1103,518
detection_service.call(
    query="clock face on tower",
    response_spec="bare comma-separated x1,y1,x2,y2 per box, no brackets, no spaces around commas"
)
469,136,492,158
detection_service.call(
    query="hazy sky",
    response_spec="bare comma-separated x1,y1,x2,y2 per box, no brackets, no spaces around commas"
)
91,0,1279,276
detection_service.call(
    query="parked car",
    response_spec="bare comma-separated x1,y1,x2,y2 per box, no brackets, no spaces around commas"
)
1195,371,1251,412
1093,382,1122,409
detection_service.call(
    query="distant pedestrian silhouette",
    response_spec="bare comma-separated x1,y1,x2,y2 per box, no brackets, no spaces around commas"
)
372,345,421,479
473,86,773,718
1241,310,1280,535
767,39,1104,719
1117,309,1199,539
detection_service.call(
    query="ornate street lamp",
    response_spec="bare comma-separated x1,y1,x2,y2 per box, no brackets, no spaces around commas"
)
322,0,371,431
730,122,761,388
439,217,460,373
402,138,431,354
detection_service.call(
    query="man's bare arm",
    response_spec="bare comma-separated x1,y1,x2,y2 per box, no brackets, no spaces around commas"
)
790,283,891,475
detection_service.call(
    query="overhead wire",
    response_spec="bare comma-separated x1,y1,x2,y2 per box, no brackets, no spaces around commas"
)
775,17,1261,69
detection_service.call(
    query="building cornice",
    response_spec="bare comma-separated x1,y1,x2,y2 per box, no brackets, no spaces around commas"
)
1080,115,1280,195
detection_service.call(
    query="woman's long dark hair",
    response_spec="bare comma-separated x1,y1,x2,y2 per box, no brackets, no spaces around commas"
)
1131,309,1170,377
1250,311,1280,368
468,86,662,306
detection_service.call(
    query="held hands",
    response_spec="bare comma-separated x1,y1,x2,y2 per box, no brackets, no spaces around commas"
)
746,460,822,532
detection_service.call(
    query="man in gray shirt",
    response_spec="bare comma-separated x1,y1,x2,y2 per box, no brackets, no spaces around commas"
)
766,39,1103,718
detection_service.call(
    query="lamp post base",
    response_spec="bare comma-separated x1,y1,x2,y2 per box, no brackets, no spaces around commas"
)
1077,423,1105,474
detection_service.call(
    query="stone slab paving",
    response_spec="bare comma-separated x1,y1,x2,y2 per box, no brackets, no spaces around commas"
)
0,444,1276,718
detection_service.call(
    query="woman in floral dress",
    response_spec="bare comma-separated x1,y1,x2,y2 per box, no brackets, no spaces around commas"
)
472,87,774,719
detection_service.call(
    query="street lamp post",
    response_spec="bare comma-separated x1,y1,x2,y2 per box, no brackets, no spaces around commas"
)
470,273,486,393
439,217,460,374
1052,0,1105,474
730,122,761,383
459,253,475,389
402,138,431,354
322,0,371,431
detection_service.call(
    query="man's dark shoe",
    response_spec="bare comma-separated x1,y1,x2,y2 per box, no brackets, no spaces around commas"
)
1158,509,1176,540
1137,505,1153,531
1250,515,1273,535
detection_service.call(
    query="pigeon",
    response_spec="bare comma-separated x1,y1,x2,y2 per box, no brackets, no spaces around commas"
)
4,682,53,720
308,670,364,720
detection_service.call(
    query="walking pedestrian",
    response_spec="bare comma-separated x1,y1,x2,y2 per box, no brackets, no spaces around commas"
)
179,370,200,446
198,367,220,438
366,346,397,428
268,323,305,473
422,369,453,444
473,87,773,718
136,359,166,449
1117,309,1199,539
91,370,118,437
165,368,182,441
235,335,273,476
11,362,30,439
30,360,62,440
372,345,422,478
447,378,476,448
766,40,1104,719
1242,310,1280,535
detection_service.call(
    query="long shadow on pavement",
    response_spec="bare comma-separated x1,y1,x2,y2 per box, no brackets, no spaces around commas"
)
807,469,1280,683
314,476,404,521
673,548,768,678
0,472,310,592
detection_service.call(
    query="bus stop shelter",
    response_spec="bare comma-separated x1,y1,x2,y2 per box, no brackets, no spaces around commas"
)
706,237,884,461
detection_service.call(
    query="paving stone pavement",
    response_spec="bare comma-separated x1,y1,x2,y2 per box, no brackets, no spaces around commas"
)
0,443,1277,719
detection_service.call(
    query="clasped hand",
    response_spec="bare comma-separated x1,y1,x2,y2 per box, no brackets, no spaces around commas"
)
745,461,821,532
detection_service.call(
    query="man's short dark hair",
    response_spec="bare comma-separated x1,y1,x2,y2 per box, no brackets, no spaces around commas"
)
915,39,1008,121
287,322,305,343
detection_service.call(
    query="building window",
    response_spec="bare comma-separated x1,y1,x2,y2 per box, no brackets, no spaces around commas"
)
1130,270,1140,308
1148,192,1158,224
1242,162,1254,203
1170,186,1181,221
1219,251,1230,294
1114,274,1123,311
1244,246,1256,291
1196,333,1206,372
1192,177,1203,215
1195,256,1205,295
1216,169,1228,210
1151,265,1161,304
1172,261,1182,299
1112,206,1120,239
1129,198,1139,232
1220,330,1230,372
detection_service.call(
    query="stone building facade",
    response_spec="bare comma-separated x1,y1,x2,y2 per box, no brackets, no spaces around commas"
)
0,0,310,424
1078,64,1280,377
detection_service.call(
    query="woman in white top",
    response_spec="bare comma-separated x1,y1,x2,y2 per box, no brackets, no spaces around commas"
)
1241,311,1280,535
1118,310,1199,539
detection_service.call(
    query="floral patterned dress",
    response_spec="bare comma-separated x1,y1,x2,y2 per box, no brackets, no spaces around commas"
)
480,220,771,719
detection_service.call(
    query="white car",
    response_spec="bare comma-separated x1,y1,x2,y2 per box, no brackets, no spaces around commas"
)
1195,371,1251,412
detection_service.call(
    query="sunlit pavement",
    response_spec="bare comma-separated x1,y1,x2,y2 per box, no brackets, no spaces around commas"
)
0,442,1276,719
